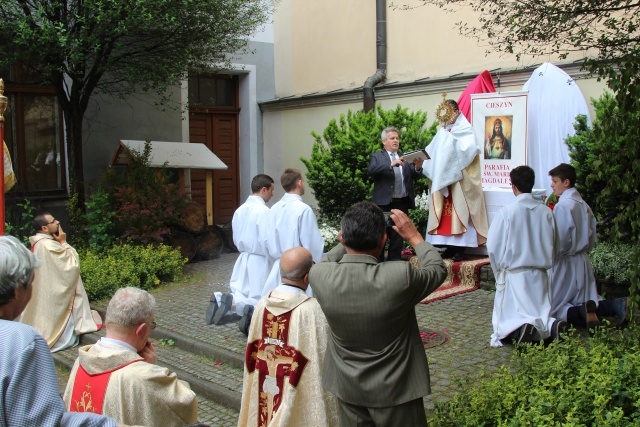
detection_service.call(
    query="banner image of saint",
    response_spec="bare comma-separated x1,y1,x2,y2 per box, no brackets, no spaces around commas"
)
471,91,528,187
484,116,512,160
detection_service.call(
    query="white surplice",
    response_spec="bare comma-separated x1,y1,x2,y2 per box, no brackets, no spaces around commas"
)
423,114,480,194
224,195,273,315
549,188,599,320
260,193,324,296
422,114,489,247
488,193,559,346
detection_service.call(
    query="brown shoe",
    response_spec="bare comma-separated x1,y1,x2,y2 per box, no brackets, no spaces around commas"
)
581,300,600,330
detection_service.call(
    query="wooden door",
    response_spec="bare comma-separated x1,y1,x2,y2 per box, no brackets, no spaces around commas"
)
189,111,239,224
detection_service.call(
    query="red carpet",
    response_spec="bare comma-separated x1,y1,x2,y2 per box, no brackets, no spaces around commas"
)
410,256,490,304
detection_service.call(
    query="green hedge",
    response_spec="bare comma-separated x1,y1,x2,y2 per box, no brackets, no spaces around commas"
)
591,241,637,286
565,93,640,244
431,327,640,426
80,243,187,301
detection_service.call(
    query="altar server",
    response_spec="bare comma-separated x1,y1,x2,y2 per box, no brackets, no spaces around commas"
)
212,174,275,334
260,168,324,296
488,166,566,346
549,163,628,328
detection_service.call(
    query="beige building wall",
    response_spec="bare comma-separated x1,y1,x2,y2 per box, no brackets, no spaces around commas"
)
263,102,361,206
266,0,609,208
273,0,594,97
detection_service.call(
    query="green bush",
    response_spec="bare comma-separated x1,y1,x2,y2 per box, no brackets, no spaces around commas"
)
4,198,37,246
80,243,187,301
565,93,640,244
79,141,190,248
431,327,640,426
591,242,637,286
68,190,89,250
84,188,116,252
301,104,437,221
565,92,640,314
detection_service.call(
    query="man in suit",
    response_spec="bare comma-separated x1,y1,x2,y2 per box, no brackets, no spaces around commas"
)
310,201,447,426
368,126,424,260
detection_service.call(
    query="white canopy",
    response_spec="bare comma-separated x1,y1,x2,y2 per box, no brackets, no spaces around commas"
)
112,140,227,170
522,63,590,192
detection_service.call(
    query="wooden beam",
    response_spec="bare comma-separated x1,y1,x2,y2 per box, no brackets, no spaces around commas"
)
205,170,213,225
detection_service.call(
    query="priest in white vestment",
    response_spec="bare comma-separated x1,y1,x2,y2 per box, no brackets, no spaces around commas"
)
238,247,338,427
212,174,275,331
421,99,489,261
260,168,324,296
488,166,565,346
548,164,628,327
19,213,101,352
64,287,198,427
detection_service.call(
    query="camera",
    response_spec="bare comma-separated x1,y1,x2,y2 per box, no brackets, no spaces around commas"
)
383,212,394,227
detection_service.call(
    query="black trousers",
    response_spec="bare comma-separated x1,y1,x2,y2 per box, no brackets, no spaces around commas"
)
377,197,411,261
566,299,619,325
337,397,427,427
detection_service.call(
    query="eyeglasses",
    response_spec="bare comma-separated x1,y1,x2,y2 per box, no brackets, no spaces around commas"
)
46,219,57,225
150,321,157,330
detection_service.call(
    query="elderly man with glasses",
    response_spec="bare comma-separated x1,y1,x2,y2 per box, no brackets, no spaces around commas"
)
64,287,198,427
19,212,102,352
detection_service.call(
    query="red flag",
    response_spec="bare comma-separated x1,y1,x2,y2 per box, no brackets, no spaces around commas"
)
457,70,496,122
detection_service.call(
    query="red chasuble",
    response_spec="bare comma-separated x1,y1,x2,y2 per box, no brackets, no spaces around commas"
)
70,359,143,414
434,192,454,235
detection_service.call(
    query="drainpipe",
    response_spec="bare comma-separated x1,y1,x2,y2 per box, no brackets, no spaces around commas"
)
363,0,387,112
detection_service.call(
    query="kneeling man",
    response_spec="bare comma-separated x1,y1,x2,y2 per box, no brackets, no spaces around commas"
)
20,213,101,352
488,166,566,346
64,287,198,427
238,247,338,427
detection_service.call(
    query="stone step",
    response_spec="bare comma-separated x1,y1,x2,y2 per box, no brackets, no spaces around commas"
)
53,329,245,412
92,306,245,370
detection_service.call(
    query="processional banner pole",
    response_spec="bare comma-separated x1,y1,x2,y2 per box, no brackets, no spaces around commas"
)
0,78,7,235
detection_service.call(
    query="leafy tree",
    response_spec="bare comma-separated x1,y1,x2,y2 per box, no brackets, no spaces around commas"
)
301,104,437,221
564,91,640,307
0,0,272,210
565,93,639,244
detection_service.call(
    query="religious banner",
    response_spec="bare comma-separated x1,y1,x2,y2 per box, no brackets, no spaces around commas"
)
470,92,528,187
4,141,16,193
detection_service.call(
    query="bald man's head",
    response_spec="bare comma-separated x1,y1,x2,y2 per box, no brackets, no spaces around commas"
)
280,247,313,283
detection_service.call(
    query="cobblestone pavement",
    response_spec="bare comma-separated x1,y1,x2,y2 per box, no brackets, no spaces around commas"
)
56,252,513,426
176,254,513,408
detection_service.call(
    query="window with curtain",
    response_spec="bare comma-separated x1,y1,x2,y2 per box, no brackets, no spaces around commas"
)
1,66,66,196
